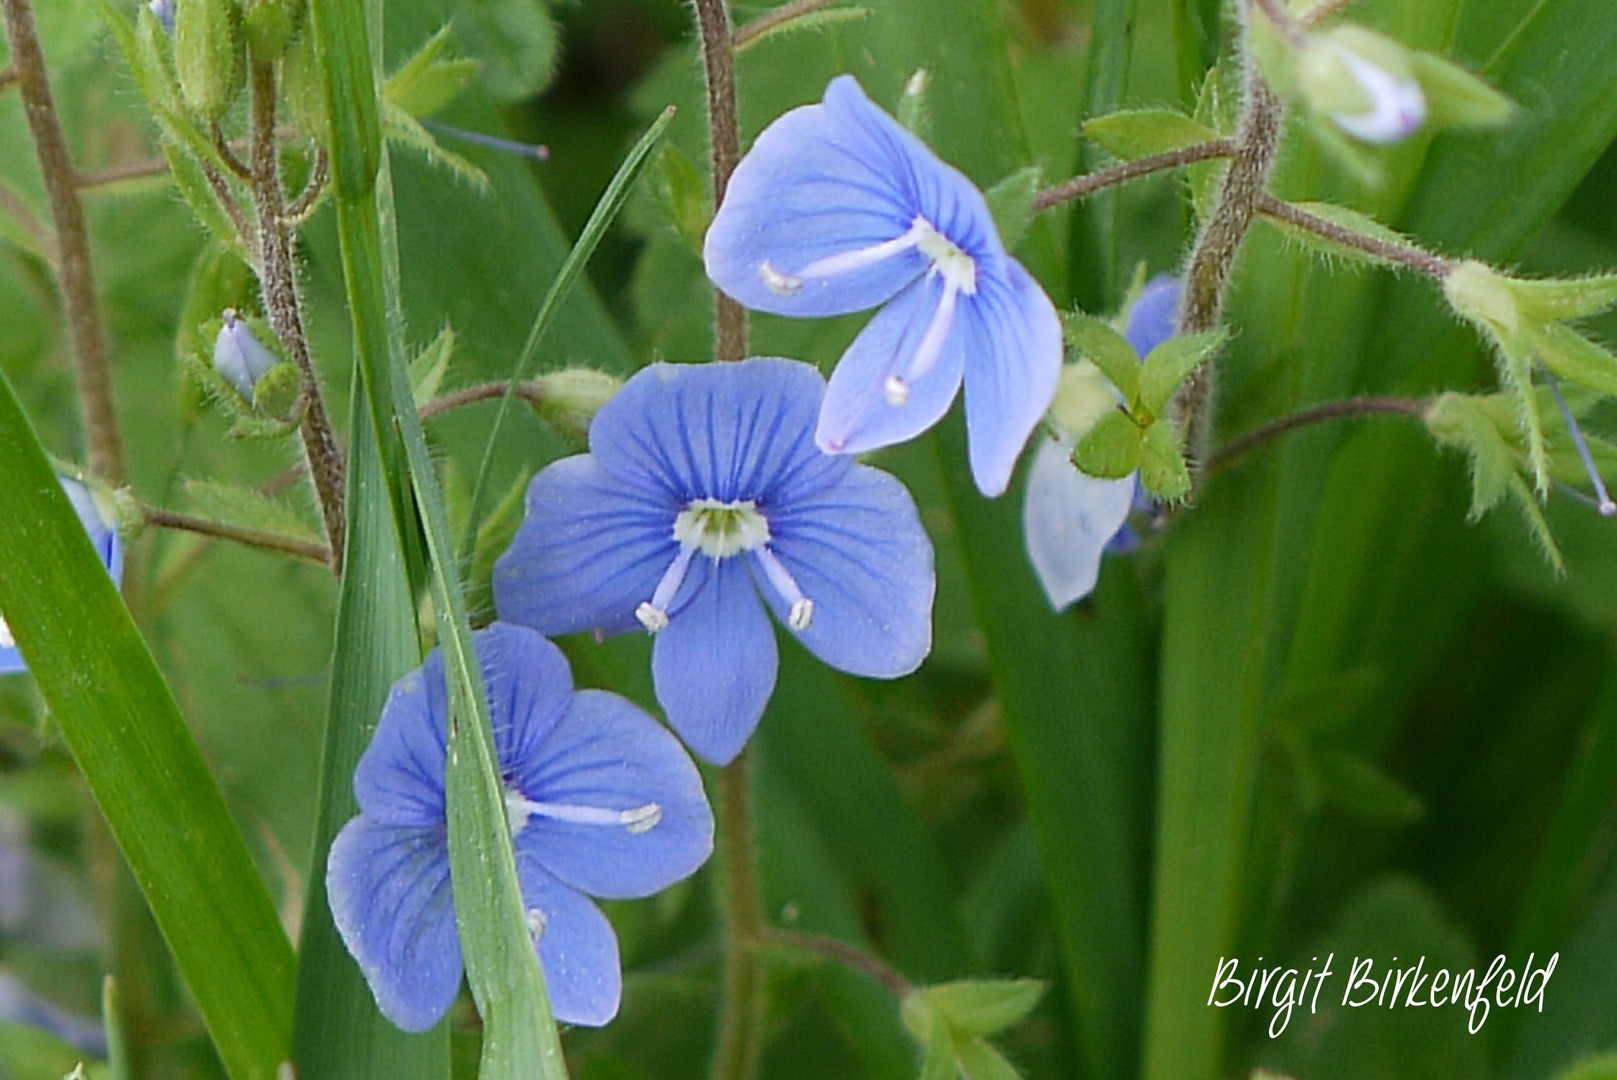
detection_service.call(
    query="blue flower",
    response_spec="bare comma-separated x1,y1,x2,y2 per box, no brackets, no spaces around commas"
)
1023,275,1180,610
213,310,280,403
494,358,935,765
703,75,1062,498
1,476,124,676
326,622,714,1030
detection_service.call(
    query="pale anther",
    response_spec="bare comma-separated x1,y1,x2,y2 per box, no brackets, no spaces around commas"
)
527,908,547,941
636,602,670,633
789,599,814,631
760,261,802,296
753,547,814,633
885,375,910,406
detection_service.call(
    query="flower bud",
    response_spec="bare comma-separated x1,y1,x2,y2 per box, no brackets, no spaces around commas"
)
213,310,281,402
241,0,303,60
1301,28,1426,145
535,368,622,444
1443,260,1520,338
175,0,244,121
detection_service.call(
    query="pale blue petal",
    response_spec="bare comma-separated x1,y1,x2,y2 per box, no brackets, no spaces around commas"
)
815,274,968,457
590,359,848,506
0,648,22,676
961,259,1063,497
327,817,461,1033
705,76,1002,319
1124,274,1183,358
756,465,933,677
511,688,713,899
514,861,622,1027
482,623,576,776
651,558,777,765
0,972,108,1057
1022,439,1135,610
494,456,678,638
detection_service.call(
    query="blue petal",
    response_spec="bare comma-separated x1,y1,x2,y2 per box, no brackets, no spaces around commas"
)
511,687,713,898
494,456,677,638
651,558,777,765
1022,439,1135,610
0,972,108,1058
0,648,22,676
757,465,933,677
961,259,1063,496
590,359,849,507
327,817,461,1033
815,274,968,457
1123,274,1183,358
706,76,1003,319
481,622,576,777
514,860,623,1027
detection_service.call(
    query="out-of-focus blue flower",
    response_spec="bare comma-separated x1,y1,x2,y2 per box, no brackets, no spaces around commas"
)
327,622,713,1031
0,476,124,676
147,0,175,32
703,75,1062,498
1024,275,1180,610
212,310,280,403
494,358,935,765
0,970,108,1058
1301,31,1426,144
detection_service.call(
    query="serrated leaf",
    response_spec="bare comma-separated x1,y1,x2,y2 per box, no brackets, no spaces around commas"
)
1507,471,1565,574
732,5,871,53
1062,312,1139,406
1139,419,1191,500
1138,329,1227,418
409,324,456,407
954,1037,1025,1080
1311,746,1425,824
1410,50,1514,129
384,102,490,190
385,25,479,118
1073,410,1143,479
1083,108,1224,162
182,480,323,543
921,979,1045,1038
1425,393,1516,517
1261,200,1410,269
984,167,1042,252
1529,322,1617,398
1505,272,1617,322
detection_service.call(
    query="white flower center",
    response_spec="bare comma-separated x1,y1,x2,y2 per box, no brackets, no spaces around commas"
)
505,787,663,838
634,499,816,634
0,616,12,650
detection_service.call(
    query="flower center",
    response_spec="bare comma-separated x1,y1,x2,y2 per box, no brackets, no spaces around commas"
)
635,500,816,633
0,616,12,650
758,216,977,413
505,787,663,838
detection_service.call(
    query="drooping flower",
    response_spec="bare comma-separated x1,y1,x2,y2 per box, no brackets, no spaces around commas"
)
703,75,1062,498
494,358,934,765
1300,28,1426,145
1024,275,1180,610
326,622,713,1030
1,476,124,676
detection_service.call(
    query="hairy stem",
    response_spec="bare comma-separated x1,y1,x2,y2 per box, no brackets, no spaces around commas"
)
756,928,914,998
730,0,839,51
1172,53,1285,466
418,379,547,421
1254,193,1455,278
712,756,766,1080
74,126,298,191
1033,139,1237,212
1206,396,1429,472
247,57,345,571
1,0,125,481
693,0,748,361
0,65,17,92
142,504,334,566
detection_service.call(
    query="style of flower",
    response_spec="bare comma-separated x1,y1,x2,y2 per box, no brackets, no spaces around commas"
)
0,476,124,676
326,622,714,1030
494,358,935,766
1023,275,1181,610
703,75,1062,498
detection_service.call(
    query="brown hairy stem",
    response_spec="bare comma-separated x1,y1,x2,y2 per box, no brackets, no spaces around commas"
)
694,0,749,361
1207,396,1430,473
1255,193,1455,278
1032,140,1237,211
142,504,334,566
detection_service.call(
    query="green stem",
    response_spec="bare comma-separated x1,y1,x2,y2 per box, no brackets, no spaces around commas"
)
693,0,748,361
1206,396,1430,472
756,928,914,998
141,503,334,566
1032,139,1236,212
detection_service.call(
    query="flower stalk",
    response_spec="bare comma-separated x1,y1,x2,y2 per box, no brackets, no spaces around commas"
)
1032,139,1237,212
693,0,748,361
1254,193,1455,278
0,0,125,482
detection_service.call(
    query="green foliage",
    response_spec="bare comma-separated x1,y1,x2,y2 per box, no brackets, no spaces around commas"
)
1083,109,1224,161
984,167,1042,253
385,26,480,119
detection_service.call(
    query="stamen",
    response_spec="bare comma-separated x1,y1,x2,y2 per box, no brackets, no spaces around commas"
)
753,547,814,631
884,375,911,406
1544,370,1617,516
506,789,664,837
797,220,928,280
527,908,548,941
899,271,963,392
638,544,699,632
760,261,802,296
0,616,12,649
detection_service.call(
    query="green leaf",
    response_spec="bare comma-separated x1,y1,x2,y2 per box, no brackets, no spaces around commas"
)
409,323,456,407
920,980,1045,1038
453,0,559,104
1264,668,1386,736
1138,329,1227,418
384,102,490,191
1425,393,1516,517
0,377,294,1080
1062,312,1139,406
385,26,479,118
983,166,1042,252
1074,410,1143,479
1138,418,1192,500
1260,201,1414,270
181,480,323,543
1529,322,1617,398
649,140,710,254
1507,471,1565,573
0,1021,107,1080
732,4,871,54
1310,746,1425,824
1507,271,1617,322
1410,50,1515,128
1082,108,1224,161
954,1038,1025,1080
1549,1056,1617,1080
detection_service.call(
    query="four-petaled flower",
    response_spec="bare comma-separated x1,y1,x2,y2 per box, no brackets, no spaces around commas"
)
494,358,935,765
326,622,713,1030
703,75,1062,498
1023,275,1181,609
1,476,124,676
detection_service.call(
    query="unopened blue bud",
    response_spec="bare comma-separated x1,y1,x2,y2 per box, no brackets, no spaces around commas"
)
213,310,280,402
1302,29,1426,145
